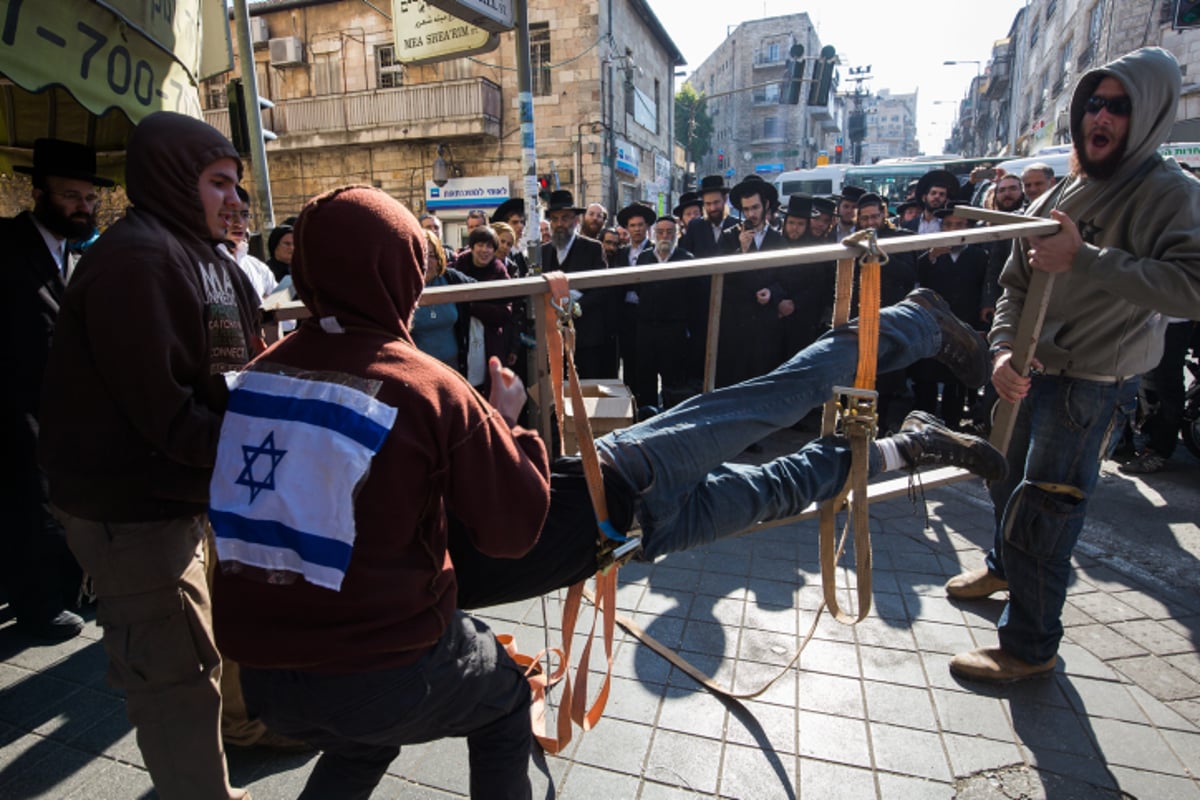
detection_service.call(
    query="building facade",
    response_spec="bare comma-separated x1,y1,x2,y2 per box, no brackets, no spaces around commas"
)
863,89,919,162
945,0,1200,157
203,0,683,248
684,14,837,182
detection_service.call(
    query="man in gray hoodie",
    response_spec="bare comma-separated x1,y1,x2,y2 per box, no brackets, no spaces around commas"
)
946,47,1200,683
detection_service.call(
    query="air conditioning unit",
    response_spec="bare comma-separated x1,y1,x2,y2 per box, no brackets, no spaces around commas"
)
250,17,270,48
269,37,305,67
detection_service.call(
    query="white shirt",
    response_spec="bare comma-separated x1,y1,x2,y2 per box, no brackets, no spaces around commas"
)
31,215,68,276
917,215,942,235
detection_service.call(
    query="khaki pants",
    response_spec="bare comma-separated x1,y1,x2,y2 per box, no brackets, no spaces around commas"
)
60,510,247,800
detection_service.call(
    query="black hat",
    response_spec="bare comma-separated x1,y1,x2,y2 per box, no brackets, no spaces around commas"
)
543,189,584,214
672,191,702,217
933,202,971,221
14,138,114,187
895,199,921,215
812,196,837,216
915,169,960,200
490,197,525,223
784,193,816,219
616,202,657,228
838,185,865,203
730,174,779,211
697,174,730,195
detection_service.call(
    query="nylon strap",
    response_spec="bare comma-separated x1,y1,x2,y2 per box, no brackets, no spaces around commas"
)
500,271,620,754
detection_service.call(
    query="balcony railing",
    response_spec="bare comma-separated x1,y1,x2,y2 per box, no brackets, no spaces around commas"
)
753,51,785,68
203,77,502,150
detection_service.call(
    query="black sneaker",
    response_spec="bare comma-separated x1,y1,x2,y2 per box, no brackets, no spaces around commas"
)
903,288,990,389
17,609,84,641
889,410,1008,482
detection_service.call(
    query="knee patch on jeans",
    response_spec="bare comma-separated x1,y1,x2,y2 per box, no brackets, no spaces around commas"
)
1002,480,1085,561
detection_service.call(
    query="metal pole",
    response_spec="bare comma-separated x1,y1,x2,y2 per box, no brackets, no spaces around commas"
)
231,0,275,233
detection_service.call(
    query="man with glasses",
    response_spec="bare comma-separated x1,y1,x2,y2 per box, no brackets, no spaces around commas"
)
1,139,112,640
223,186,278,299
947,47,1200,684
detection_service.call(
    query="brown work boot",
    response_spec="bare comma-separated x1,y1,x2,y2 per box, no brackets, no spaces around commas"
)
903,288,990,389
950,647,1057,684
945,566,1008,599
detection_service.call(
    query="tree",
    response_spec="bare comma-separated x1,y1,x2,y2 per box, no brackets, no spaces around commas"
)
675,84,713,162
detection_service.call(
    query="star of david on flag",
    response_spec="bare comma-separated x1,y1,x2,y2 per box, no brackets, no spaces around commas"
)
209,370,398,591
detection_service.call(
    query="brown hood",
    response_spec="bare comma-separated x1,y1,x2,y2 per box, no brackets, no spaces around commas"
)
291,186,425,342
125,111,242,243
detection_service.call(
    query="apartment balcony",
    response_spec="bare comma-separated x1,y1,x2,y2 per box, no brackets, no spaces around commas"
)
987,53,1012,98
202,78,502,152
752,51,785,69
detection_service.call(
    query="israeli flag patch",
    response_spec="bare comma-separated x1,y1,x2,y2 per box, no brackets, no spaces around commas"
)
209,370,398,591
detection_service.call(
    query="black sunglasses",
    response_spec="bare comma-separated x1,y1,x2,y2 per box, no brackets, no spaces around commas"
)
1084,95,1132,116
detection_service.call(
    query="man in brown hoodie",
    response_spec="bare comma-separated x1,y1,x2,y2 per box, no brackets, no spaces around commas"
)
39,112,259,800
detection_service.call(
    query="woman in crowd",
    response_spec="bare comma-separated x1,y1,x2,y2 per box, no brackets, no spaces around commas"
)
410,230,474,374
451,226,515,391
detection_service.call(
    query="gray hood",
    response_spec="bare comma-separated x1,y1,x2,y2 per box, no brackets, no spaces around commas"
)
1069,47,1180,185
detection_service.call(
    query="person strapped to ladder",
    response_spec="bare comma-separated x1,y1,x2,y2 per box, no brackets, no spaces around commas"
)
208,186,1006,800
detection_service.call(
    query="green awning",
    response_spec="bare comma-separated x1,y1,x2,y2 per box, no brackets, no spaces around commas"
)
0,0,232,180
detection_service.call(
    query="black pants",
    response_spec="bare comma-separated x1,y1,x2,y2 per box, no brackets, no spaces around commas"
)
1141,320,1199,456
242,612,533,800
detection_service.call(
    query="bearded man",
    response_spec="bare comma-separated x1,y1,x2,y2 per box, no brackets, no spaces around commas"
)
1,139,112,640
948,47,1200,684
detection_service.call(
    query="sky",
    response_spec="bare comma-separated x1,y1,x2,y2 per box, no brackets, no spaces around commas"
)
644,0,1028,154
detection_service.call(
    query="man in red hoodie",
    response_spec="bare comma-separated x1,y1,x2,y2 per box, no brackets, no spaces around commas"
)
39,112,258,799
210,186,551,800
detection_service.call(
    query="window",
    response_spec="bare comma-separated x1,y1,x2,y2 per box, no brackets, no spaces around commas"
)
762,115,781,139
205,82,227,110
1046,0,1058,19
1030,22,1040,47
531,23,551,96
1089,1,1104,47
767,42,780,62
376,45,403,89
1059,38,1073,84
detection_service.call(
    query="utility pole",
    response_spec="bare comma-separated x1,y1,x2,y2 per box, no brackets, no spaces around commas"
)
515,1,539,271
231,0,275,236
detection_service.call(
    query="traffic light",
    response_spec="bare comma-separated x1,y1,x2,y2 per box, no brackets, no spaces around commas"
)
717,153,725,170
1177,0,1200,27
807,45,837,107
835,145,843,163
683,172,695,192
779,44,805,105
226,78,276,156
537,174,552,199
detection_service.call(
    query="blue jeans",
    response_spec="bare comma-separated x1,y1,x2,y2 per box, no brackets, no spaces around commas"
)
596,301,941,558
985,375,1139,664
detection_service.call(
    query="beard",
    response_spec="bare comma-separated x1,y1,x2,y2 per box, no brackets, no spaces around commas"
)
995,194,1023,213
654,240,673,260
35,195,96,241
550,227,573,250
1072,134,1127,180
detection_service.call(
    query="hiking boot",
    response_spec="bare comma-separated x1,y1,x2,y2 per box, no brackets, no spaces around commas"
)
950,647,1057,684
1120,449,1167,475
903,288,991,389
946,567,1008,600
889,410,1008,482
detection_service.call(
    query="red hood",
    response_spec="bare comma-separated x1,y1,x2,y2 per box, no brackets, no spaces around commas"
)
291,186,426,342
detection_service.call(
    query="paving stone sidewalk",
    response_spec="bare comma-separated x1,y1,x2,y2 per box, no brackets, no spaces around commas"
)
1,472,1198,799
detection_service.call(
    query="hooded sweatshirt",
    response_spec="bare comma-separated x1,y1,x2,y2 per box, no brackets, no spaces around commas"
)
38,112,260,521
992,47,1200,377
212,186,550,672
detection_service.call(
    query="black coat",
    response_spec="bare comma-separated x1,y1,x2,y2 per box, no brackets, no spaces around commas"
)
680,215,739,259
633,247,699,323
541,235,616,349
917,244,990,330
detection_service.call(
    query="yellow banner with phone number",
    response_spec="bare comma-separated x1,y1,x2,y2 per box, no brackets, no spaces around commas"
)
0,0,216,122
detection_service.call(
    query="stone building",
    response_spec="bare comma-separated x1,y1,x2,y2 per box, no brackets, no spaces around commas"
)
202,0,683,249
862,89,919,162
684,14,837,183
947,0,1200,157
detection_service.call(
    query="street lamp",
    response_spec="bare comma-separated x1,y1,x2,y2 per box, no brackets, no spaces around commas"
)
944,59,983,156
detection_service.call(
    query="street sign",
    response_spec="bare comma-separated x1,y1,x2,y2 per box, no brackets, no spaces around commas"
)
420,0,514,33
392,0,500,66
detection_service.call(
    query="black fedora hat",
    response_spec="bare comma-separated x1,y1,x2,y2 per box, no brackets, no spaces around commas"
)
915,169,960,200
837,185,865,203
697,174,730,195
543,189,584,214
812,196,837,216
730,174,779,211
616,202,657,228
490,196,525,223
784,193,816,219
933,202,971,221
14,138,114,187
673,191,702,217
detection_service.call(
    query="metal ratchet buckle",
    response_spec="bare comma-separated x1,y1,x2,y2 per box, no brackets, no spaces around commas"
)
831,385,879,439
597,536,643,573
